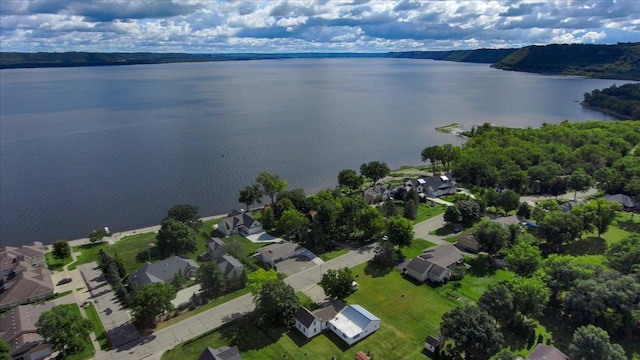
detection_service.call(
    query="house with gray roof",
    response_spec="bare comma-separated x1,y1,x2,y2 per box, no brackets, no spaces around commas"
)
1,242,46,278
294,300,346,339
0,302,54,360
199,345,242,360
206,237,227,260
604,194,636,211
403,175,456,198
217,210,263,237
216,255,244,279
0,267,54,310
328,304,380,345
404,244,463,283
527,344,569,360
255,241,307,266
128,256,199,288
455,233,480,253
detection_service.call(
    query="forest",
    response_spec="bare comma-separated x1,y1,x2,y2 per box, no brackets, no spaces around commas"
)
583,83,640,119
492,42,640,80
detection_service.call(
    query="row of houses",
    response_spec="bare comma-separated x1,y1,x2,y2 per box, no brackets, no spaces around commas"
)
362,175,457,203
0,302,55,360
0,242,54,310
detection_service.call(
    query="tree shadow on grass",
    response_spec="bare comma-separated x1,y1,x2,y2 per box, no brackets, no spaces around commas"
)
501,317,537,352
134,246,161,263
216,313,287,353
364,261,392,278
537,309,575,351
431,225,455,237
562,237,606,256
617,219,640,233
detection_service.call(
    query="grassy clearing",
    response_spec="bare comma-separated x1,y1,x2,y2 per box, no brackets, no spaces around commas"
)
163,263,460,360
438,268,513,303
60,304,95,360
45,252,72,271
402,238,436,259
414,203,446,224
319,248,349,261
84,303,111,350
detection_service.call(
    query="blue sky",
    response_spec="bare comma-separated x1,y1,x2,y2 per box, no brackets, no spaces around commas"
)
1,0,638,53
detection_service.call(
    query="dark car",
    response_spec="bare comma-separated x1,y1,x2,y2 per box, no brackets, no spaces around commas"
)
57,278,72,285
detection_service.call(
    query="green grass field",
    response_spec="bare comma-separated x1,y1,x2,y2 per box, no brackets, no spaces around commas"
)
84,303,111,350
45,252,73,271
402,238,436,259
414,203,446,224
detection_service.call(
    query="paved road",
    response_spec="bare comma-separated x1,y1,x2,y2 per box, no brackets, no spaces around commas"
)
413,214,448,246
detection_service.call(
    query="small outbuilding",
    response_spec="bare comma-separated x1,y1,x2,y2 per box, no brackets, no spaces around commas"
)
424,335,442,353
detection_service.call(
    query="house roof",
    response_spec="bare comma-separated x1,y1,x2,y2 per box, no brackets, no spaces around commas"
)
199,346,242,360
0,302,55,355
405,256,432,275
425,335,441,347
527,344,569,360
256,241,304,262
428,264,448,278
216,255,243,277
604,194,636,208
455,233,480,252
494,215,520,226
207,237,226,254
0,268,54,308
420,244,462,269
219,212,262,232
128,256,199,287
312,300,346,322
295,307,317,328
329,305,379,339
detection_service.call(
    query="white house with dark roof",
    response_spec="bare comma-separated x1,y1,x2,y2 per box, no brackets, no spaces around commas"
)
328,304,380,346
128,256,199,288
294,301,346,339
404,244,463,283
403,175,456,198
217,210,263,237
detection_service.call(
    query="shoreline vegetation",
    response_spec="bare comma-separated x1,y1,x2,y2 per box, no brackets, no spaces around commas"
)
2,43,639,80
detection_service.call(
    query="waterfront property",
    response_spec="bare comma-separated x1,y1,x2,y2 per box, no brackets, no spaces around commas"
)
217,210,263,237
127,256,199,287
0,302,55,360
404,244,463,283
0,242,53,310
403,175,457,198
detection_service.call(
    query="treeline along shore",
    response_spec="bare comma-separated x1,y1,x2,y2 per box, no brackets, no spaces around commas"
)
2,42,639,80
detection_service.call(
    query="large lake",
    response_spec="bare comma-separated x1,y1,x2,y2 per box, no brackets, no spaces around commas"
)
0,58,621,246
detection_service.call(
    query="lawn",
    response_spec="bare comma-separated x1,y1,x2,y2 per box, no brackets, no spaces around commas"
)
163,263,460,360
45,252,72,271
319,248,349,262
84,303,111,350
413,203,446,224
438,268,513,303
402,238,436,259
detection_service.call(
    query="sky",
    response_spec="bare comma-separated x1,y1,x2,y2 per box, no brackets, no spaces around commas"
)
1,0,639,53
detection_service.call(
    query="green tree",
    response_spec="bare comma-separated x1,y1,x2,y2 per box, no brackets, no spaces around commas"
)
319,267,355,300
440,305,503,360
403,199,417,220
542,254,594,305
538,211,582,247
277,188,309,213
382,198,397,219
113,253,127,278
605,235,640,274
504,240,542,277
443,205,462,223
260,206,276,230
595,167,623,194
197,262,226,300
359,161,390,184
478,283,515,326
509,275,550,319
517,202,531,219
624,178,640,220
338,169,363,190
569,325,626,360
371,240,399,269
0,339,9,360
359,206,386,241
36,304,93,357
567,168,593,200
474,219,510,256
276,209,310,243
156,218,198,258
492,349,518,360
52,239,70,259
166,204,202,229
421,145,442,175
497,190,520,212
572,198,622,238
238,184,263,212
455,199,481,223
89,228,108,243
247,268,279,298
254,279,300,328
256,170,287,205
386,216,414,247
130,282,175,327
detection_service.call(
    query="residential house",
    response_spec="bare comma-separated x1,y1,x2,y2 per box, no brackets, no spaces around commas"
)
604,194,636,211
216,255,244,279
0,267,54,310
206,237,227,260
0,302,55,360
404,244,463,283
1,242,46,278
255,241,307,267
199,346,242,360
328,304,380,346
294,301,346,339
403,175,456,198
424,335,443,353
128,256,199,288
527,344,569,360
362,185,393,204
454,233,480,253
560,199,586,212
217,210,263,236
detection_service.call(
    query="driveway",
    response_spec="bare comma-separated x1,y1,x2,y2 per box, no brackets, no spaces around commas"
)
276,255,318,276
244,232,284,243
78,263,140,348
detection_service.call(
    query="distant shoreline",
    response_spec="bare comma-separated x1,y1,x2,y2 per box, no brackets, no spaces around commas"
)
580,101,629,120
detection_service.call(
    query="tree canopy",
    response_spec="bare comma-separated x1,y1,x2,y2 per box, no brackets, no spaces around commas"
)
197,262,226,300
156,218,198,258
36,304,93,357
52,239,70,259
166,204,202,229
319,267,355,300
569,325,626,360
360,161,390,184
385,216,414,247
338,169,364,190
440,305,503,360
256,170,287,205
238,184,263,211
131,282,175,327
254,279,300,328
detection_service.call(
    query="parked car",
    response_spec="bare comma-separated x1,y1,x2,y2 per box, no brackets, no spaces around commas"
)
57,278,72,285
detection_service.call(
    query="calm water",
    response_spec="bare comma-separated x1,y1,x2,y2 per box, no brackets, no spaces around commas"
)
0,58,620,246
